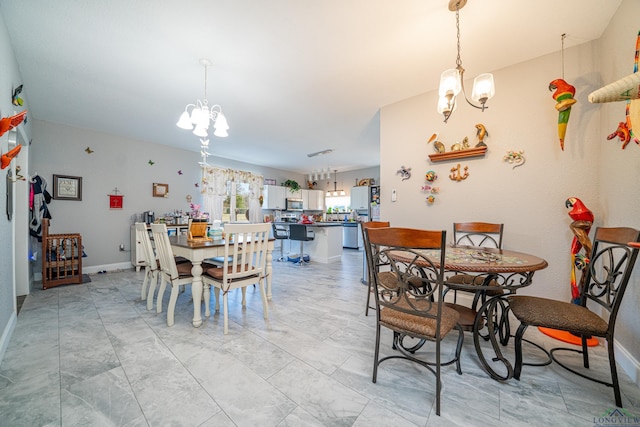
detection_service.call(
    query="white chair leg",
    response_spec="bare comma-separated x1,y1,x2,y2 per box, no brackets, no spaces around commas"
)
167,283,180,327
259,279,269,320
204,283,211,317
241,287,247,307
214,288,220,312
223,292,229,334
156,274,168,314
141,266,150,300
147,272,160,311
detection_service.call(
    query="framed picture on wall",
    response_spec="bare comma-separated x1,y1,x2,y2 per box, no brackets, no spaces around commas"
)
53,174,82,201
153,183,169,197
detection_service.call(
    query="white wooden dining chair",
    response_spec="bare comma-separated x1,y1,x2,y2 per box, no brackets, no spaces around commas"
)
135,222,159,309
150,223,213,326
202,223,271,334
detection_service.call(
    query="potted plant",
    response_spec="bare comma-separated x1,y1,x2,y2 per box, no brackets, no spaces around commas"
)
282,179,301,192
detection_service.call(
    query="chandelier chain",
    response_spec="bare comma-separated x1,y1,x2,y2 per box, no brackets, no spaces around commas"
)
455,8,462,68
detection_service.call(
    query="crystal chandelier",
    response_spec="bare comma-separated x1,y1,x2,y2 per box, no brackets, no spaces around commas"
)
177,58,229,138
437,0,495,123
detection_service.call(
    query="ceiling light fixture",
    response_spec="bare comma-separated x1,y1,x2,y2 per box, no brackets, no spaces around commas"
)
177,58,229,138
307,149,333,157
326,170,346,197
437,0,495,123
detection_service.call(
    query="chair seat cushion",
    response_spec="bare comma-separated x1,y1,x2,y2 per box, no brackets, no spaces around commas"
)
446,274,503,296
204,265,259,281
380,298,460,339
508,295,608,337
444,302,483,331
174,256,190,264
175,261,217,278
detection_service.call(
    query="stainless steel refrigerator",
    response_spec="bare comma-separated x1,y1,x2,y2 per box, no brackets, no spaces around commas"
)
354,185,380,221
356,185,380,284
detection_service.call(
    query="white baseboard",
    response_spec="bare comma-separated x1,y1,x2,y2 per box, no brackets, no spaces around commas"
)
82,262,134,275
615,340,640,387
0,311,17,365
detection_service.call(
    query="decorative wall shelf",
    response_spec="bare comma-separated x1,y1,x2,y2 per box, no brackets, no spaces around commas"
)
428,146,487,163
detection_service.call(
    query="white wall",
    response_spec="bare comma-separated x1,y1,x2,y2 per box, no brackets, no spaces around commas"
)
597,0,640,378
380,0,640,380
30,120,306,271
0,11,33,362
381,40,601,303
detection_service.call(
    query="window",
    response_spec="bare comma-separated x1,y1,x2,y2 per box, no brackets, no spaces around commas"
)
222,181,250,223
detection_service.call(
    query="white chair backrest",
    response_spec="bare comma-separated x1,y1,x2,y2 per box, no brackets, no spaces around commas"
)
222,223,270,280
150,223,179,280
135,222,156,270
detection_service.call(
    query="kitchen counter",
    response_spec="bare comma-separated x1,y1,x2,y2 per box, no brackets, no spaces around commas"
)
271,222,344,263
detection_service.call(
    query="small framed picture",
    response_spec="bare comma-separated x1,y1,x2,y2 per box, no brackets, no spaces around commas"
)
153,183,169,197
53,174,82,201
265,179,276,185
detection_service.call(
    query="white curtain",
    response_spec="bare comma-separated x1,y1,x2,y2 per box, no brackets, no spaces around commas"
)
201,166,264,223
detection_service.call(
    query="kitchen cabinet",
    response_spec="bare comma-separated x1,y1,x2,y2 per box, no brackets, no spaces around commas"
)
263,185,287,210
350,186,369,210
303,189,325,211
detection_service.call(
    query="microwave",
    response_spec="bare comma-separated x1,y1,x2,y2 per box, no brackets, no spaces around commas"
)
285,198,304,211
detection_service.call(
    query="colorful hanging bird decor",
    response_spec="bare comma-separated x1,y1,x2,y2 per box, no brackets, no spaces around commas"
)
566,197,594,304
0,110,27,137
549,78,577,151
1,144,22,169
177,170,183,175
85,147,94,154
607,121,632,148
148,160,155,166
589,31,640,148
12,85,23,106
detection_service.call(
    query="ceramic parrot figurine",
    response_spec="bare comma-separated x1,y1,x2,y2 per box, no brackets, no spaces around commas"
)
1,144,22,169
549,79,577,151
0,110,27,137
566,197,594,304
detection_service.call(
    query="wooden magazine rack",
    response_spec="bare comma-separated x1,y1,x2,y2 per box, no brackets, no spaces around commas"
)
41,218,83,289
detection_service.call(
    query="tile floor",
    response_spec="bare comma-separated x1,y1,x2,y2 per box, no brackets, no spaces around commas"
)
1,249,639,426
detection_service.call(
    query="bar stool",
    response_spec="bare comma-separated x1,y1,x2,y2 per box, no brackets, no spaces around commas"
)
288,224,314,265
272,223,289,262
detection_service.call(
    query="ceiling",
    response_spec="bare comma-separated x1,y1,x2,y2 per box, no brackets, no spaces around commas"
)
0,0,621,174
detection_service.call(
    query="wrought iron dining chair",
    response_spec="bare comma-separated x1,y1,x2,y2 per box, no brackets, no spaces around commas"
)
150,223,215,326
202,223,271,334
445,221,504,331
360,221,390,316
508,226,640,408
365,227,464,416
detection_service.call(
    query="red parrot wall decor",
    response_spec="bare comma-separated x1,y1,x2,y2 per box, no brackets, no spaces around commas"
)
549,79,577,151
565,197,594,304
0,110,27,137
1,144,22,170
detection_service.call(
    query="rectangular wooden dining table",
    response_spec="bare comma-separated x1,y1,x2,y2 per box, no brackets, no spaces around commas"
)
169,235,275,328
394,244,548,380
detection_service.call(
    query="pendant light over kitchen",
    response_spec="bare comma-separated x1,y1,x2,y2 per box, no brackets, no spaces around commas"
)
326,170,345,197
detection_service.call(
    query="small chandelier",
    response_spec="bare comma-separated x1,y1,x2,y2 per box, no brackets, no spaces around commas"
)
326,170,346,197
437,0,495,123
177,58,229,138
